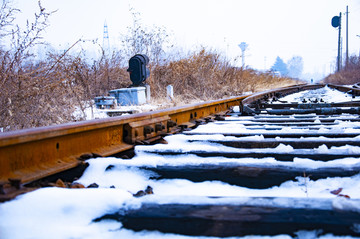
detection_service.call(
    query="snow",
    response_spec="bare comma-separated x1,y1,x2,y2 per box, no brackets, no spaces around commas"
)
189,117,360,135
1,153,360,238
0,187,135,239
72,145,360,201
275,85,360,103
333,196,360,213
2,150,360,238
73,101,160,120
232,105,240,113
134,132,360,157
1,86,360,239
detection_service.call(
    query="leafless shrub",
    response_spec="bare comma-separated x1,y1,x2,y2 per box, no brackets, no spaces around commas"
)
0,0,18,39
0,1,58,131
149,48,299,105
0,2,300,132
323,55,360,85
119,8,172,65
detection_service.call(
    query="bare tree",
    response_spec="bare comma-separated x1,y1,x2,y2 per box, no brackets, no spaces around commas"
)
0,0,18,38
0,0,55,131
287,56,304,79
120,8,172,65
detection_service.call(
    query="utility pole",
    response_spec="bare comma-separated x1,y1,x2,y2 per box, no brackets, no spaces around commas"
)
345,6,349,68
337,12,342,72
340,36,343,69
332,13,342,72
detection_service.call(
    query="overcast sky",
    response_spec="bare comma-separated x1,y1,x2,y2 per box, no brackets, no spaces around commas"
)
13,0,360,80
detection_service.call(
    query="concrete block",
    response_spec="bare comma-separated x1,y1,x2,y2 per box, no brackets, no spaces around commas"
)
167,85,173,101
109,87,146,106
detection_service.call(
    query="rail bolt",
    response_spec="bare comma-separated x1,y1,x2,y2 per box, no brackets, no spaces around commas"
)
167,120,177,128
155,123,165,132
144,125,154,135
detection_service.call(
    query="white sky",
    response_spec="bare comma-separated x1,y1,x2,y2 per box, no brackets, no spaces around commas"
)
13,0,360,80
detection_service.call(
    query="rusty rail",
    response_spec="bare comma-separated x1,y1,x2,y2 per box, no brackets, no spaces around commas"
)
240,84,323,112
2,83,350,194
327,83,360,95
240,84,360,114
0,95,245,187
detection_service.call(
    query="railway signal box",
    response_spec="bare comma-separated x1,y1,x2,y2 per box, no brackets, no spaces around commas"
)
127,54,150,86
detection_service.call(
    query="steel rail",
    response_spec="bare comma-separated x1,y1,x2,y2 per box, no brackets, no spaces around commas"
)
105,84,360,237
0,95,245,188
1,83,350,195
2,83,360,236
327,83,360,95
240,84,322,111
240,83,360,114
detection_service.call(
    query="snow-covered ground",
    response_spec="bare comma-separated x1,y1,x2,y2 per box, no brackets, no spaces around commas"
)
1,151,360,239
73,86,360,121
1,86,360,239
72,102,160,121
1,150,360,238
276,85,360,103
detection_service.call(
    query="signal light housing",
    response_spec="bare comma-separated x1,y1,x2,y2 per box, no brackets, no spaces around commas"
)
127,54,150,86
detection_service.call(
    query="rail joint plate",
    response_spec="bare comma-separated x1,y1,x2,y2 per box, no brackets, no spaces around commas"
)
123,116,171,144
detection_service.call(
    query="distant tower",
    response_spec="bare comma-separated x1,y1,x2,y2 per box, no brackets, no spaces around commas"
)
103,20,110,56
238,42,248,68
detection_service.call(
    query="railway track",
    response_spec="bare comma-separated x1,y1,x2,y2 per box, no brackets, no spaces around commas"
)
1,84,360,238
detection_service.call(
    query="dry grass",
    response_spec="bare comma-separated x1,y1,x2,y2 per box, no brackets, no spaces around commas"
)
148,49,300,105
0,47,301,131
0,1,300,132
322,55,360,85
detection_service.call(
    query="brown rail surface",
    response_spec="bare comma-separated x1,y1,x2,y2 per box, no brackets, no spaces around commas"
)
2,83,351,196
328,83,360,95
0,95,245,188
240,84,360,113
2,83,359,236
241,84,322,111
